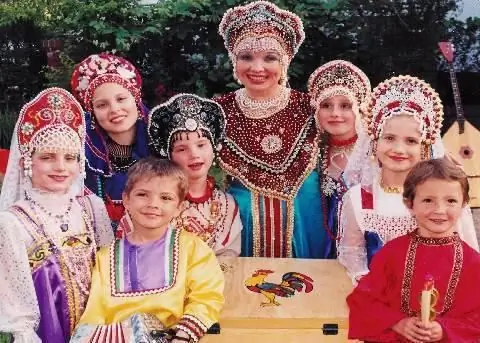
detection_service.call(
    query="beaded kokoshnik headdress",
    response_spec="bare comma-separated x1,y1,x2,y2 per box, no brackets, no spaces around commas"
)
18,88,86,177
148,93,226,159
0,88,86,210
70,53,143,114
219,1,305,85
343,75,445,188
308,60,371,130
364,75,443,144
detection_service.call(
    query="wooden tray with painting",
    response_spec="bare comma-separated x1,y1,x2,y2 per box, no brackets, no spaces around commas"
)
203,257,357,343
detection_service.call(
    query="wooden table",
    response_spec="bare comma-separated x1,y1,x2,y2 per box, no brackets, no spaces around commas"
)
202,257,357,343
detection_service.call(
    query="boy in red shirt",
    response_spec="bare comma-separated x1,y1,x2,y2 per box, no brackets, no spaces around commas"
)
347,158,480,342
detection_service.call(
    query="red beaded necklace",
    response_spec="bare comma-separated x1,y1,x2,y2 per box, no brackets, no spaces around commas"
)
329,134,358,147
185,176,215,204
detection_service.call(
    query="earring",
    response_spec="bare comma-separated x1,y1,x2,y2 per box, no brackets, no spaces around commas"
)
90,114,96,130
23,156,33,177
369,140,378,157
421,144,430,160
234,71,242,85
232,60,242,85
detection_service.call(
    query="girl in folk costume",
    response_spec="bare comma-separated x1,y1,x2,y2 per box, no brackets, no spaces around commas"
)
71,53,150,229
148,94,242,256
307,60,371,257
338,75,479,283
216,1,327,258
0,88,113,342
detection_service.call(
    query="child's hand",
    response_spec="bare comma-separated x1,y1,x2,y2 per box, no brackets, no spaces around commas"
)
171,329,191,343
392,317,431,343
417,320,443,342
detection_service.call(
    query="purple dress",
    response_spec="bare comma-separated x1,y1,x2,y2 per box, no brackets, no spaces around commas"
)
9,197,97,342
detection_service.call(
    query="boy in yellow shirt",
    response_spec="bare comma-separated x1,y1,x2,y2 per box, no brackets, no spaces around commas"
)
71,157,225,343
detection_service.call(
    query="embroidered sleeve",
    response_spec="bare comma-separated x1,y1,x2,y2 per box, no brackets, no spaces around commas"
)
338,192,369,283
214,193,242,257
177,236,225,342
87,195,114,247
456,206,479,252
0,212,42,343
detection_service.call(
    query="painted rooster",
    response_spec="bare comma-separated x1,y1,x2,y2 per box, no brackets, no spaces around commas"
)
244,269,314,307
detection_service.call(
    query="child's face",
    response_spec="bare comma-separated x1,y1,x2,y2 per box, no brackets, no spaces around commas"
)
408,178,465,238
316,95,356,140
122,175,182,232
376,115,422,174
92,83,138,135
171,131,214,182
29,151,80,194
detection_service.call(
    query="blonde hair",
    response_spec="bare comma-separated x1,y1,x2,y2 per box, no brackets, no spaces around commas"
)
124,157,188,201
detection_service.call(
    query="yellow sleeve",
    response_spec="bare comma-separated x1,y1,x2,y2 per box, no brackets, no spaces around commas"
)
77,247,110,325
176,233,225,342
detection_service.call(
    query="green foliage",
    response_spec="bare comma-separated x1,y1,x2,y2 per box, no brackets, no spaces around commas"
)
0,332,13,343
0,0,64,27
0,0,479,109
0,110,18,149
48,0,160,52
42,52,77,89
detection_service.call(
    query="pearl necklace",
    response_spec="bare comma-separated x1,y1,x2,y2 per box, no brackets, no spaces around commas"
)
24,190,73,232
235,87,290,119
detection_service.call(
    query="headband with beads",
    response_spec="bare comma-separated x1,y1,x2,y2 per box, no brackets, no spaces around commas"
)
363,75,443,144
308,60,371,111
219,1,305,85
70,53,142,113
148,93,226,159
219,1,305,59
17,88,86,177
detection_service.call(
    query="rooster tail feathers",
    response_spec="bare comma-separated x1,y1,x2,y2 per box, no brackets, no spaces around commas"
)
282,272,314,293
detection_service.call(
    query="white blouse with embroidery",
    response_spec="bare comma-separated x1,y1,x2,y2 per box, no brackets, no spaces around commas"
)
0,190,113,343
178,188,242,257
338,180,479,283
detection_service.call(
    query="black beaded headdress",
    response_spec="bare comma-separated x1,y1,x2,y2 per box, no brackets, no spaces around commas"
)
148,93,226,158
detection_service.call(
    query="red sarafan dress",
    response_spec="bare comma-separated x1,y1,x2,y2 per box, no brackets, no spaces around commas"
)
347,231,480,343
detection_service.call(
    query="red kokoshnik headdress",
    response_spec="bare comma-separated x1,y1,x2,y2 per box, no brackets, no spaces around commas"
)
363,75,443,144
70,53,142,113
17,87,86,177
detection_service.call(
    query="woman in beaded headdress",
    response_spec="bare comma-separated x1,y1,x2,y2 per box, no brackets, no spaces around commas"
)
0,88,113,342
307,60,371,257
338,75,479,283
216,1,328,258
148,93,242,256
71,53,150,229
